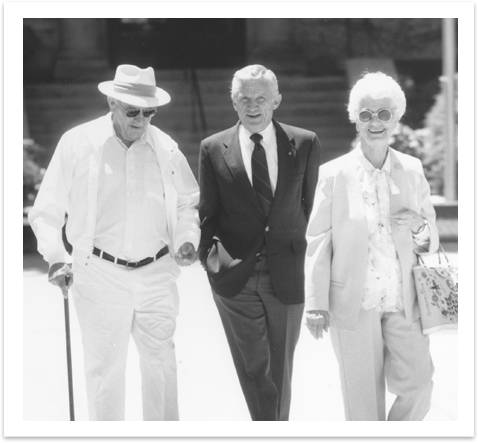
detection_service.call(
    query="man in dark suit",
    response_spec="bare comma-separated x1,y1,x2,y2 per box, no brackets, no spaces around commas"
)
198,65,321,421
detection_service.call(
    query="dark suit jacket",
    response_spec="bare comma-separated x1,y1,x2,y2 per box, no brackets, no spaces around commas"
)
198,119,321,304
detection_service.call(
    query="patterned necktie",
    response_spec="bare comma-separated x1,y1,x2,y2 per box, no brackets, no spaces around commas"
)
250,133,273,216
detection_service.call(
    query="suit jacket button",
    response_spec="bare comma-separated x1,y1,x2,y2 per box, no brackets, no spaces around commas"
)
265,226,270,232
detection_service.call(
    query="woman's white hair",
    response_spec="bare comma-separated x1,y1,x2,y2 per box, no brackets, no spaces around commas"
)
230,64,279,98
347,71,406,123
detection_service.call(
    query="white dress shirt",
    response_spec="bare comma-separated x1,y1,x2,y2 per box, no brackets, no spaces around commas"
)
239,122,278,195
28,113,200,266
95,124,169,261
355,147,430,312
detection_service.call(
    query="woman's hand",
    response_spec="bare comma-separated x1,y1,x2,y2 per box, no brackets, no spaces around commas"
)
390,208,425,233
305,310,330,340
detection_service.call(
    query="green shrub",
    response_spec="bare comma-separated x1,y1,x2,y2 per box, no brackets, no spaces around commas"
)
23,139,45,215
421,74,458,196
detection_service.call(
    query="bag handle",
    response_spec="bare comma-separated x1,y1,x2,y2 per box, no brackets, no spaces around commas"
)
437,243,451,266
417,243,451,269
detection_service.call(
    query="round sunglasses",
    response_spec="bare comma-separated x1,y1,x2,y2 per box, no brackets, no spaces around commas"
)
358,108,393,123
118,101,157,118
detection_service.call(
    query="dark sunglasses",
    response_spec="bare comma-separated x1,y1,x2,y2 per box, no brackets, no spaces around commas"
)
358,108,393,123
119,101,157,118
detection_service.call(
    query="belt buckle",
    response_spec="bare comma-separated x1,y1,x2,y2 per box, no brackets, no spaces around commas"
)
125,260,139,269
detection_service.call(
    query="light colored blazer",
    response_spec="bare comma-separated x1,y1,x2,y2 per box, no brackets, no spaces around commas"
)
305,147,439,332
29,114,200,267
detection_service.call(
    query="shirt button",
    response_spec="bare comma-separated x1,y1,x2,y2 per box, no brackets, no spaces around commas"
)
265,226,270,232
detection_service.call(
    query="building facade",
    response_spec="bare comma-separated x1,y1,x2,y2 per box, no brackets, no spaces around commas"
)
24,18,444,82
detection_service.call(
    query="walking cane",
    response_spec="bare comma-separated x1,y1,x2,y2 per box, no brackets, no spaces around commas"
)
62,276,75,421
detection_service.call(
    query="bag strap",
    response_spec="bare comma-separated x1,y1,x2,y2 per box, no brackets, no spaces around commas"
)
417,243,451,268
417,254,426,266
437,243,451,266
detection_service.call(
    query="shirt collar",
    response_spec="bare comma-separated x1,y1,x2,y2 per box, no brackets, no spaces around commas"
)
109,113,153,149
355,144,392,174
240,121,275,146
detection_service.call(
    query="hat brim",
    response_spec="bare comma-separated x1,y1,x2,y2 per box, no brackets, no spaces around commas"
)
98,81,171,107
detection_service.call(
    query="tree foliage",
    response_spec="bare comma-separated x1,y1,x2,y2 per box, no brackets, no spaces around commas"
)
23,140,45,214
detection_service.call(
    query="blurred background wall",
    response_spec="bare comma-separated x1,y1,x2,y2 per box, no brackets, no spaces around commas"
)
23,18,458,251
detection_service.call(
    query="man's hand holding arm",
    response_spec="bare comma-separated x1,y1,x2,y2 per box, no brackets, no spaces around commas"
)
48,262,74,298
172,147,201,263
174,242,198,266
198,141,220,267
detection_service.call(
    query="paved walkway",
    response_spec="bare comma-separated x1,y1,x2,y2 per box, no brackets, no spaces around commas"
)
22,248,458,424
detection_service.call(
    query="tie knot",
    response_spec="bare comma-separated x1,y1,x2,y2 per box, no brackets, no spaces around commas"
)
250,133,263,144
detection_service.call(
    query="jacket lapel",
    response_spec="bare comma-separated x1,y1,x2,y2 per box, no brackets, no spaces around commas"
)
344,150,368,226
389,148,415,251
389,148,413,213
84,114,113,246
268,120,296,221
150,125,179,251
222,122,264,214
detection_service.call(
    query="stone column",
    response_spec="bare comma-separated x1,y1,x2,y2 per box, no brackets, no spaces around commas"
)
54,18,110,81
246,19,306,74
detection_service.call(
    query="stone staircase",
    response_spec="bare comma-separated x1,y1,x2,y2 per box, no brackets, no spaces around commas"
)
24,69,357,177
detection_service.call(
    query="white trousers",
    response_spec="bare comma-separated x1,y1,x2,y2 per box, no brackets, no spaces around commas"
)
330,310,434,421
72,254,180,421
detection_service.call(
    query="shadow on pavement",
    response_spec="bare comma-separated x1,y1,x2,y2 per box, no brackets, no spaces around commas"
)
23,252,48,273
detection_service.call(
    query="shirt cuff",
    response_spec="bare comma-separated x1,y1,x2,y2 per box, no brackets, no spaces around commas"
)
412,220,430,246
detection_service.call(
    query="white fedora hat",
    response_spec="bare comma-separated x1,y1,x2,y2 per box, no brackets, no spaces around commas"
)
98,64,171,107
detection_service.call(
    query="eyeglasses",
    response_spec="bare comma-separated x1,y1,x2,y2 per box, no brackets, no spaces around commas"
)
118,101,157,118
358,108,393,123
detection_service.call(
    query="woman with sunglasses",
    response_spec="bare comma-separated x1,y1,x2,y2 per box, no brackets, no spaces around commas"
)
304,72,439,420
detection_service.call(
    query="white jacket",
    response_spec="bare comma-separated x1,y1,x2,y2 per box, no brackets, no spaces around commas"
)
305,148,439,331
28,114,200,266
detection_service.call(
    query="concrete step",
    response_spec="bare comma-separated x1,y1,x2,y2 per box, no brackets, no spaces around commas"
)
24,71,348,92
25,83,351,108
25,94,350,113
24,71,354,170
31,127,354,149
28,113,355,145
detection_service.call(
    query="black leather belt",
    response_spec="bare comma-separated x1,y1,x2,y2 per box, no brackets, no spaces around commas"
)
92,245,169,269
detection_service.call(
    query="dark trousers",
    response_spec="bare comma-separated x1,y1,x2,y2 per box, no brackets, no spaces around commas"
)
213,254,304,421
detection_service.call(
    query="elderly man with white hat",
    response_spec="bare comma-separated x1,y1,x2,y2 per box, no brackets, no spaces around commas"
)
28,65,200,421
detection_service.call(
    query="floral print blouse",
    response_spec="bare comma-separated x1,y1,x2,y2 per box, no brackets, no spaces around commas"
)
354,146,429,312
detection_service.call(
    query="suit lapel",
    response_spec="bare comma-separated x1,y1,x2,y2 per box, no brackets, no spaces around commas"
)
389,149,415,251
344,150,368,226
389,148,412,213
268,120,296,221
222,122,264,214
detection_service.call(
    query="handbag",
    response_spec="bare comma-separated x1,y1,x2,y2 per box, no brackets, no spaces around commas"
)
413,244,458,335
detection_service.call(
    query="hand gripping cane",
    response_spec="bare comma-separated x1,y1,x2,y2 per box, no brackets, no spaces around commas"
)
62,275,75,421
